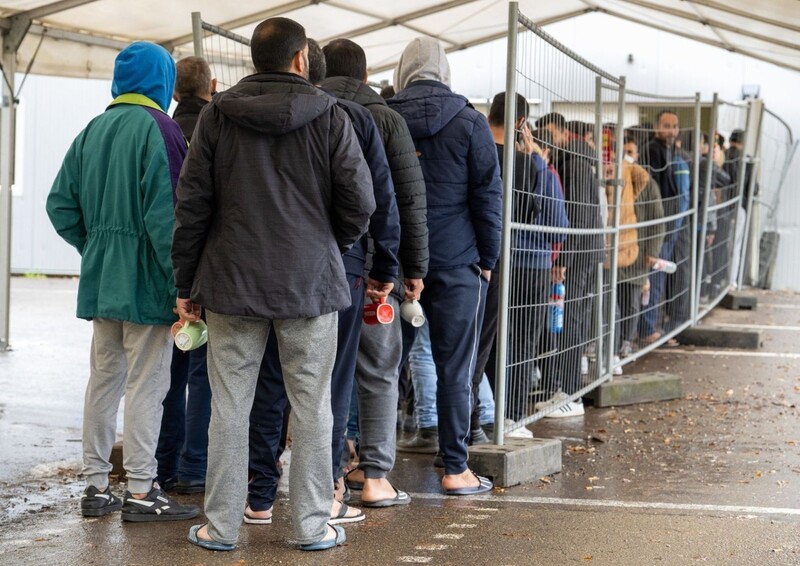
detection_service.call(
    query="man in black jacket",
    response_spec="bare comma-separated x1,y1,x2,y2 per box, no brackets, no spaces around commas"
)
173,17,375,552
534,112,603,418
172,56,215,141
321,38,428,507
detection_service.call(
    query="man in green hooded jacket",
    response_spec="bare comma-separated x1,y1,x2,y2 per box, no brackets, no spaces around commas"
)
46,41,199,523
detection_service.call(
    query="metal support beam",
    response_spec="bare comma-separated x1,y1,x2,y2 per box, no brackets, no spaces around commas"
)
596,7,800,73
367,8,594,75
162,0,327,51
615,0,800,51
23,0,100,20
685,0,800,35
27,23,130,51
0,29,18,350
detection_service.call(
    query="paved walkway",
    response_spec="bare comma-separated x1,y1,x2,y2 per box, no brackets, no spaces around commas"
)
1,278,798,565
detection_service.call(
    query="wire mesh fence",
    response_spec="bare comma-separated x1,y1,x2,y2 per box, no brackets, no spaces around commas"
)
696,99,751,314
495,8,624,431
191,12,255,91
494,2,776,440
755,109,797,289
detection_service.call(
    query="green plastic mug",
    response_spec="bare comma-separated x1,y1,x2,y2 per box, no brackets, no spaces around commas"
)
173,320,208,352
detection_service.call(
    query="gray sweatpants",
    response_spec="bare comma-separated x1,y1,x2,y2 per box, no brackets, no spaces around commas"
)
203,310,337,546
355,294,403,479
83,318,173,494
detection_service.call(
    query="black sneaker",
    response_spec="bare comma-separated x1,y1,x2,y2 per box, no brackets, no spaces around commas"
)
175,479,205,495
121,485,201,522
81,485,122,517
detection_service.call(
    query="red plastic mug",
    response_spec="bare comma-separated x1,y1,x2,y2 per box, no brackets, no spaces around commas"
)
363,297,394,325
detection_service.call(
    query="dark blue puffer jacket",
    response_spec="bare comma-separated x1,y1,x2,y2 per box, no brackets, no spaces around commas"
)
388,80,502,271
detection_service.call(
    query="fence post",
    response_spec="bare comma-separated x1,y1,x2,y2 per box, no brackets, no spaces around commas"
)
738,100,765,289
492,0,520,445
689,93,702,324
696,93,718,314
605,77,626,381
593,75,606,375
192,12,204,58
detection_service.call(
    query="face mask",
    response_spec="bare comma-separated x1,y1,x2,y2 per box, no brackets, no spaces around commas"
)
624,154,636,164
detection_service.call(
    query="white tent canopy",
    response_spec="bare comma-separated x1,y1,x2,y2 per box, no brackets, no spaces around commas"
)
1,0,799,81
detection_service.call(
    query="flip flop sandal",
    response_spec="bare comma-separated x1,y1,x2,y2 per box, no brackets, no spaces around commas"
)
444,472,493,496
361,486,411,508
243,507,273,525
187,524,236,551
300,524,346,551
329,502,365,525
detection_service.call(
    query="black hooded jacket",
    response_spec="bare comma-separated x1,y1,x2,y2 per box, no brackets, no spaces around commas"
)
321,76,429,279
172,72,376,319
553,138,603,267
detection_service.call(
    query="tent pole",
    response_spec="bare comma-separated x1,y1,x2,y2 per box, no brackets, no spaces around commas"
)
0,27,21,351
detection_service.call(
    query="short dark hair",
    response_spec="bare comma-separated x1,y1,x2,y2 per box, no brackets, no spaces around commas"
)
322,38,367,80
730,129,744,144
655,109,678,124
174,56,212,99
567,120,593,137
307,38,326,85
535,112,566,131
488,92,528,127
251,17,307,73
380,85,395,99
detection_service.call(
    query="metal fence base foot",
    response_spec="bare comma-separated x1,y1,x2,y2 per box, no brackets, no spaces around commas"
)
585,373,682,408
468,438,561,488
721,292,758,310
679,327,763,349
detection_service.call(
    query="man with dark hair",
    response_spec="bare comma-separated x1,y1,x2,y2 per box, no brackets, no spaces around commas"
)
173,17,375,552
532,110,603,417
321,38,429,506
171,56,216,141
155,55,216,497
639,109,691,343
480,92,568,429
246,37,401,524
388,37,502,495
46,42,200,523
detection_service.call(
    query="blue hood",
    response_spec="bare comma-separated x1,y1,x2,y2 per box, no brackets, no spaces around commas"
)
111,42,176,112
389,81,467,138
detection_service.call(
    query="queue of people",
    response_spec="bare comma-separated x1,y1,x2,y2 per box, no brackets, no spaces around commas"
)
46,15,748,553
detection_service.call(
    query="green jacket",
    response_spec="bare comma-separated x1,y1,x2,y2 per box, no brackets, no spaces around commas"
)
46,95,188,324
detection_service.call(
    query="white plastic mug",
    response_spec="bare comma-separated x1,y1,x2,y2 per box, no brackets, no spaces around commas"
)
400,299,425,327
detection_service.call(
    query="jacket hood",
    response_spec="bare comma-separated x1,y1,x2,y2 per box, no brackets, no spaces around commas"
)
394,37,451,91
111,42,176,112
213,72,335,135
389,82,467,138
321,76,386,108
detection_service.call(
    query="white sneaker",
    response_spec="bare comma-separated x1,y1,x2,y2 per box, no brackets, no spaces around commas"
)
504,418,534,439
534,391,569,412
545,400,585,418
612,355,623,376
534,392,585,418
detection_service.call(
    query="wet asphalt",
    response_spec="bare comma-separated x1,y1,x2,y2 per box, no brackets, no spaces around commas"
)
1,277,799,565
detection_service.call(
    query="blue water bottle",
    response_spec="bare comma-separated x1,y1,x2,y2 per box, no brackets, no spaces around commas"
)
549,282,565,334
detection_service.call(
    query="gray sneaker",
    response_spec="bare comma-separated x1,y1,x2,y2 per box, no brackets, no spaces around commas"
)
397,427,439,454
121,484,200,522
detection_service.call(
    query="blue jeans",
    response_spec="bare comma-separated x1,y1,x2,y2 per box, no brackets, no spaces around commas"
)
410,321,496,429
640,230,678,338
